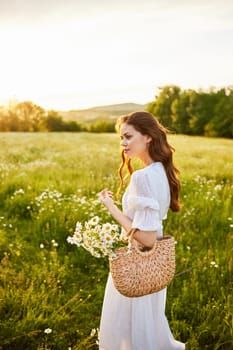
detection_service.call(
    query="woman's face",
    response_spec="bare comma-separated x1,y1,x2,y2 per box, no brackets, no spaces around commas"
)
120,123,151,161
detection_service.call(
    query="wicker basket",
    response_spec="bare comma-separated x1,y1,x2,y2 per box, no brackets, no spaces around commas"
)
109,231,175,297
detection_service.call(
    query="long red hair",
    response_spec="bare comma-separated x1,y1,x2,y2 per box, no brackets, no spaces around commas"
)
116,111,181,212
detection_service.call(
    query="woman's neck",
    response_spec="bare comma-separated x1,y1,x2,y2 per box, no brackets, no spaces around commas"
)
140,154,154,167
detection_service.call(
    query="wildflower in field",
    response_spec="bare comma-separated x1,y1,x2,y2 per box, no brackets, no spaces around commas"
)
14,188,25,195
44,328,52,334
210,261,219,268
90,328,97,337
40,243,44,249
51,239,59,247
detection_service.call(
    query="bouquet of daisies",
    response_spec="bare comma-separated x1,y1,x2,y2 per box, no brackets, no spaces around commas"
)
67,216,126,259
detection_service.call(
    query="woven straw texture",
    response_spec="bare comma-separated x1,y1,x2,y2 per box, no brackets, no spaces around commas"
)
109,235,175,297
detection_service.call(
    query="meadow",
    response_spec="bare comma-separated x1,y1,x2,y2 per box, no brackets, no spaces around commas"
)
0,132,232,350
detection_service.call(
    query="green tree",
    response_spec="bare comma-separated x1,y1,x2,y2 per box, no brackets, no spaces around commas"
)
45,111,65,131
88,118,116,132
45,111,82,131
6,108,20,131
63,120,82,132
188,89,221,135
0,107,7,131
14,101,46,131
171,90,195,134
147,85,181,128
205,87,233,137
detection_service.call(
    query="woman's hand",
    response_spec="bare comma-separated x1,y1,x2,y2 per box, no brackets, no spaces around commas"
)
99,189,114,208
99,189,133,233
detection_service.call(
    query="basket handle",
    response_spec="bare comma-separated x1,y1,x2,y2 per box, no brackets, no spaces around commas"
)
126,228,158,254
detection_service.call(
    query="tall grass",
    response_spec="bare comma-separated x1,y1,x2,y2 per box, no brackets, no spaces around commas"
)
0,132,232,349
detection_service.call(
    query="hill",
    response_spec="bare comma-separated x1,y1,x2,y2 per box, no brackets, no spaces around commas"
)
59,102,147,122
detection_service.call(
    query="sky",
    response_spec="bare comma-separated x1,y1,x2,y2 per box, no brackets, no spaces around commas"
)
0,0,233,110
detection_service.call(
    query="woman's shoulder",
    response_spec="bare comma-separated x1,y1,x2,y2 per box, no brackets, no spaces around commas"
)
130,163,168,192
132,162,164,180
130,168,146,185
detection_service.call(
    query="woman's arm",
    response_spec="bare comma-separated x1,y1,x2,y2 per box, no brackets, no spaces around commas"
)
99,189,156,248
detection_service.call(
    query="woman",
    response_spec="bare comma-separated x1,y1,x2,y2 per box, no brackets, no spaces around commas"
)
99,111,185,350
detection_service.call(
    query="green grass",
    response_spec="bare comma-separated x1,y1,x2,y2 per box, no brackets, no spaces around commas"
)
0,132,232,350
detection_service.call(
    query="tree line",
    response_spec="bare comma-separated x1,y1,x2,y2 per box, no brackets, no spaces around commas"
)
147,85,233,138
0,85,232,137
0,102,115,133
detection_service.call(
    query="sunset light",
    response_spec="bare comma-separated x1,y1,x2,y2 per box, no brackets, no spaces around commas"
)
0,0,233,110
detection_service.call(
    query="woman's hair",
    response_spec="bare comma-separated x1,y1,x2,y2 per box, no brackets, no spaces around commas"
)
116,111,181,212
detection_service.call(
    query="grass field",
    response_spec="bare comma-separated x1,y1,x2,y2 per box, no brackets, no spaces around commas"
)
0,132,232,350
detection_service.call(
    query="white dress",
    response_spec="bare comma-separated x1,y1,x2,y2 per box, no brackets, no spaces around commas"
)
99,162,185,350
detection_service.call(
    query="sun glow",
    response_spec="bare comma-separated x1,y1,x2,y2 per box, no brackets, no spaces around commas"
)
0,1,233,110
1,17,152,109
